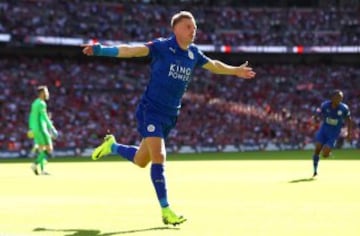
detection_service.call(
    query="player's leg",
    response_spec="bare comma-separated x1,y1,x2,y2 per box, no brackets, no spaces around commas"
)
133,140,151,168
312,129,325,177
40,131,53,174
322,137,336,158
30,141,39,158
312,142,322,177
41,144,53,175
31,145,49,175
136,109,170,207
111,140,139,163
31,158,39,175
35,131,53,175
31,131,49,175
145,137,168,205
91,134,147,164
144,136,186,226
322,145,332,158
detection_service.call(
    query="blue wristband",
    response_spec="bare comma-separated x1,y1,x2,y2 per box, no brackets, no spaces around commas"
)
92,44,119,57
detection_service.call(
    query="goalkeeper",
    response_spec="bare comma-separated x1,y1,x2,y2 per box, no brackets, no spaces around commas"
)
28,86,58,175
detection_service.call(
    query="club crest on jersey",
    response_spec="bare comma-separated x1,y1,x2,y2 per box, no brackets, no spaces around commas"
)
337,110,342,116
188,50,194,60
147,124,155,132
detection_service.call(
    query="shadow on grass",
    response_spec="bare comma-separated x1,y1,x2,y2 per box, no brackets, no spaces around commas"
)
33,226,179,235
288,177,316,183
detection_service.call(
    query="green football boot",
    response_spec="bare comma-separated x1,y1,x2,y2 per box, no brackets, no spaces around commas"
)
162,207,187,226
91,134,115,160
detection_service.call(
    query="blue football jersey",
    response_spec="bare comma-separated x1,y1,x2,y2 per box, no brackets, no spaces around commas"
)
318,100,350,134
142,35,210,116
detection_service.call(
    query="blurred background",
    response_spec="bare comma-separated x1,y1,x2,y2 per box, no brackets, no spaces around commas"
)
0,0,359,158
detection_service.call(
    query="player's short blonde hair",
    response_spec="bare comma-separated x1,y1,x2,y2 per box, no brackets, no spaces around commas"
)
37,85,48,93
170,11,195,28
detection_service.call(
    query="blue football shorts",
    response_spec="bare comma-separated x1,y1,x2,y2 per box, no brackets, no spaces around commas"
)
135,100,177,139
314,128,339,148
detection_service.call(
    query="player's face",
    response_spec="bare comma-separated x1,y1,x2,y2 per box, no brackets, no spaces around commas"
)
43,88,50,100
174,18,197,45
332,92,343,105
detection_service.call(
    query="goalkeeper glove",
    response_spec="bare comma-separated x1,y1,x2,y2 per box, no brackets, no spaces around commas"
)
50,128,59,139
27,130,34,139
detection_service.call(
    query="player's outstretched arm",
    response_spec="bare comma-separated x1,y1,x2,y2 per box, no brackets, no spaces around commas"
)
202,60,256,79
82,44,149,58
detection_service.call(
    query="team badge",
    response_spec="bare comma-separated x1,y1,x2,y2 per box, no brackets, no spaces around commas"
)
188,50,194,60
337,110,342,116
147,124,155,132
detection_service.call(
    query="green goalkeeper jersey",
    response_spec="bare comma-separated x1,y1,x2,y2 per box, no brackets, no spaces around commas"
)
29,98,54,132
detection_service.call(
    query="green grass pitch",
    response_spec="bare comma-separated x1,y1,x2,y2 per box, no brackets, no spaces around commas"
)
0,149,359,236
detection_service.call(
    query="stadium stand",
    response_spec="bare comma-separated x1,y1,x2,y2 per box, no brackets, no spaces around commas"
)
0,1,359,45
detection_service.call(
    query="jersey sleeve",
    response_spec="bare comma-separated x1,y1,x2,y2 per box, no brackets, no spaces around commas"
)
314,101,327,120
144,38,164,59
319,101,328,115
195,47,210,67
29,102,37,130
343,104,351,118
39,101,55,130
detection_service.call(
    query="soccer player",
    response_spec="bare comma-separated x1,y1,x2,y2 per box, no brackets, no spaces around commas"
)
82,11,255,226
28,112,54,158
28,86,58,175
312,90,352,177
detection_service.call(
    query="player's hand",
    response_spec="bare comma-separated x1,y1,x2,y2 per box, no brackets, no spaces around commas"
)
50,128,59,139
235,61,256,79
27,130,34,139
82,44,101,56
312,115,320,122
82,44,94,56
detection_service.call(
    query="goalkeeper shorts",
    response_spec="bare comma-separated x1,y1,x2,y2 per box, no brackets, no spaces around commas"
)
33,129,53,146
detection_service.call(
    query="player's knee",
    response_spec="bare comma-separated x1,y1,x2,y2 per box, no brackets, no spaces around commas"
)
323,153,330,158
136,161,149,168
151,153,166,164
133,152,151,168
322,150,331,158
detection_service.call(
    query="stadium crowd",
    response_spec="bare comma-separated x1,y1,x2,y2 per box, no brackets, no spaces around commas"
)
0,57,359,153
0,1,359,153
0,1,359,46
